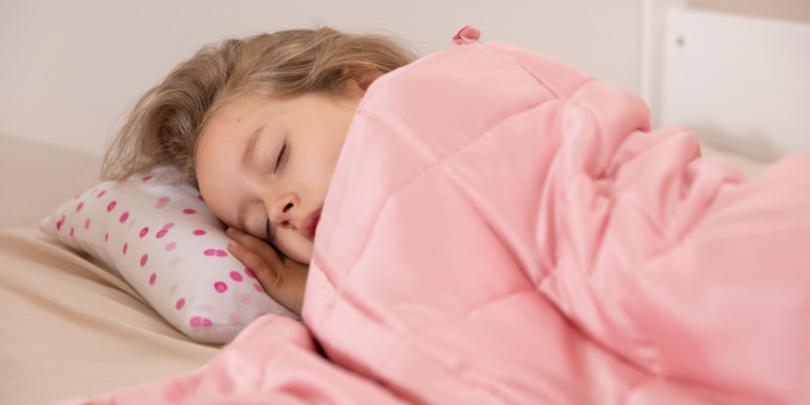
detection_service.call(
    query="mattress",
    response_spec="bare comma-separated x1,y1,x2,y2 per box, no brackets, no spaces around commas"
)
0,135,219,404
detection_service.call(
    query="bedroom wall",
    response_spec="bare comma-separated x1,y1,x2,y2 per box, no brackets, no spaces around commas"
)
0,0,640,159
640,0,810,130
657,2,810,162
688,0,810,24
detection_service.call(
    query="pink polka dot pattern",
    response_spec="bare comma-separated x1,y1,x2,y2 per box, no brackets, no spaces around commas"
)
203,249,228,257
189,316,212,328
156,222,174,239
228,313,241,324
40,166,292,343
155,196,170,209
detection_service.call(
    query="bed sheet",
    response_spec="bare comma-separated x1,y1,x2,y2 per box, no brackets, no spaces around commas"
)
699,141,767,178
0,226,218,405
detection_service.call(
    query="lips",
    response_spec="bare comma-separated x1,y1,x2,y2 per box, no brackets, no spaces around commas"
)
302,206,322,240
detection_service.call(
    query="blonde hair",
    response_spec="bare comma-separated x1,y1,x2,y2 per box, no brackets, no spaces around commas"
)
100,26,417,188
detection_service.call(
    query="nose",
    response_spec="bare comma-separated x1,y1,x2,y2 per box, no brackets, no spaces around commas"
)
266,192,299,230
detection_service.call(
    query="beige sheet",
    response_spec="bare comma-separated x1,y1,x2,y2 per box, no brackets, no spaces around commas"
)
699,141,767,179
0,226,219,405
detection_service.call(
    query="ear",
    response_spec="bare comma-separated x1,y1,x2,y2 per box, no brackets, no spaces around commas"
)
356,71,382,91
342,71,383,95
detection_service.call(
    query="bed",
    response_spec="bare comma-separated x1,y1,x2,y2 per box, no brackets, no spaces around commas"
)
1,5,805,404
0,136,771,404
0,135,220,404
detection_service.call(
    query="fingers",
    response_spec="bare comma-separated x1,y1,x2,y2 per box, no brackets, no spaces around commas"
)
225,227,311,315
225,228,304,315
226,227,283,269
226,239,279,289
225,227,281,290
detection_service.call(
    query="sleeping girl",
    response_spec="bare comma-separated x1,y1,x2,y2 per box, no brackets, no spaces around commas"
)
99,25,810,402
101,27,416,315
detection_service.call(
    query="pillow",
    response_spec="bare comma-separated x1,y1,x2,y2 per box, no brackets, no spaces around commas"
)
38,165,297,344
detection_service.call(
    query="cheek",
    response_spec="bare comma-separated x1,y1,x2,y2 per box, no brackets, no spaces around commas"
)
275,230,314,264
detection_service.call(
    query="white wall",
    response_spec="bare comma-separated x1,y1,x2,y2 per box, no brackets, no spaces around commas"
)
0,0,641,157
689,0,810,24
659,8,810,162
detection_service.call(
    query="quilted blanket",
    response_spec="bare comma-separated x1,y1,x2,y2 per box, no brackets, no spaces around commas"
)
61,27,810,405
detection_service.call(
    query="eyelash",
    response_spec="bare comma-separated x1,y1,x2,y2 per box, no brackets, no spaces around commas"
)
274,143,287,173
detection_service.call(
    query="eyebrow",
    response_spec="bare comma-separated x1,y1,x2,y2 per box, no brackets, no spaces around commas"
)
236,125,265,231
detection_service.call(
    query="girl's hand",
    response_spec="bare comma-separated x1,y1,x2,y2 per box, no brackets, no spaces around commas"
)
225,227,309,316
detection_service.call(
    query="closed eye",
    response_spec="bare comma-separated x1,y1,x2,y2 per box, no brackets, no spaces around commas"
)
266,142,287,240
274,143,286,173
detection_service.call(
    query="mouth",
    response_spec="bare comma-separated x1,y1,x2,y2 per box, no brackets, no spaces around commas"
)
302,206,322,240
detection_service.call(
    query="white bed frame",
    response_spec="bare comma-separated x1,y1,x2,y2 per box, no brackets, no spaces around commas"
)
641,0,810,162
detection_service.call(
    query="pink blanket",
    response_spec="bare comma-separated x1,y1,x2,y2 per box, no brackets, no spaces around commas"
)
61,27,810,404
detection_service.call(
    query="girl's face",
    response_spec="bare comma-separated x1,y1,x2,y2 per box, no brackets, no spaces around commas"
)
195,81,365,264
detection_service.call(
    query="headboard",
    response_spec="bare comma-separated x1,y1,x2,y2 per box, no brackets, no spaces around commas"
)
641,0,810,163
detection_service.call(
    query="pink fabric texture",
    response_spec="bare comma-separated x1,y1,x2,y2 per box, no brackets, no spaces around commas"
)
59,27,810,405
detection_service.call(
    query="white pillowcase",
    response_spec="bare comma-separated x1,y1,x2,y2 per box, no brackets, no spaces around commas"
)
39,165,297,344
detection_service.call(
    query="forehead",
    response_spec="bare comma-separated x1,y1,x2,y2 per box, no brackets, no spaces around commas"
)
196,99,263,201
208,95,271,127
